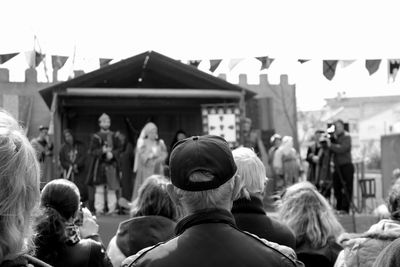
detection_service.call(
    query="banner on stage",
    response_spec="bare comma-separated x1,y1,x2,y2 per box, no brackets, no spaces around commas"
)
201,103,240,147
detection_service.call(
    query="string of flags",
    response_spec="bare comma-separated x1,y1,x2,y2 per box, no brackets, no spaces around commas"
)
0,50,399,83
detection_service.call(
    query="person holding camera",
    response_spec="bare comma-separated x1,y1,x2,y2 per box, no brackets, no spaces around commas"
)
327,119,354,214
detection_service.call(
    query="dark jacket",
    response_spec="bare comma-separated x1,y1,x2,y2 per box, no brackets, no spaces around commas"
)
329,132,352,166
38,238,112,267
116,216,176,256
122,208,304,267
232,196,296,249
295,239,342,267
0,255,51,267
372,236,400,267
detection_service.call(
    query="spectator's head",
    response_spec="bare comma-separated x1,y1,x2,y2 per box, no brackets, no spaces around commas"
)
314,129,324,142
392,168,400,185
279,181,344,249
131,175,177,221
38,125,49,139
334,119,345,135
387,183,400,221
0,110,40,263
242,118,252,132
168,135,243,215
232,147,267,199
98,113,111,130
170,130,187,149
40,179,80,221
63,129,74,145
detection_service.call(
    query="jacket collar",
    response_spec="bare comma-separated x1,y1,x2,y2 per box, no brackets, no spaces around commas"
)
175,208,236,235
231,196,266,215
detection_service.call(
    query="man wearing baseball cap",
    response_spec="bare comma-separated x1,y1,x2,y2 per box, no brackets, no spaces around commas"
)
122,135,303,267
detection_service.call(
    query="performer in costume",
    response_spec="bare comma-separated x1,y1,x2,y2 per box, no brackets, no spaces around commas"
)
59,129,88,202
132,122,167,201
86,113,120,215
116,131,135,202
31,125,54,186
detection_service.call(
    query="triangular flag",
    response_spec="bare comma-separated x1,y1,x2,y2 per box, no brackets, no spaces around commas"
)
35,52,45,67
339,60,356,68
189,60,201,68
323,60,339,80
209,59,222,72
0,52,19,64
256,57,274,70
389,59,400,83
365,60,381,76
298,59,310,64
51,55,68,70
99,58,113,68
228,58,244,71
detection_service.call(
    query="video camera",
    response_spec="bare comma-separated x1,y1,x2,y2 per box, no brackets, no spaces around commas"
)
319,121,350,147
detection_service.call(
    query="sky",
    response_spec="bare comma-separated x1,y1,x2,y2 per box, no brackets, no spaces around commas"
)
1,0,400,110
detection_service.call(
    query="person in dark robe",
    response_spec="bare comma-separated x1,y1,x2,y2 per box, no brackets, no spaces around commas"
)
86,113,121,215
59,129,88,203
31,125,54,186
116,132,135,202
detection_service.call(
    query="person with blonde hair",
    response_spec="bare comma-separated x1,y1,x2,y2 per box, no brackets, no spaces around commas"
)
273,136,302,190
0,110,48,266
132,122,167,200
107,175,177,267
231,147,296,249
122,135,303,267
279,181,344,267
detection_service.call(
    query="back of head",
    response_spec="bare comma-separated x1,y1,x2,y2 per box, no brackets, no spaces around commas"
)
279,181,343,248
232,147,266,198
131,175,177,220
0,110,40,263
169,135,241,214
34,179,80,264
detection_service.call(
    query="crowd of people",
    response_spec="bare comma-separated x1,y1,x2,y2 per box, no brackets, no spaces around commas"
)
3,108,400,267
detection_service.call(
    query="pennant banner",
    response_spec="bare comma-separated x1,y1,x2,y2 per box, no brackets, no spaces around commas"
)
99,58,113,68
298,59,310,64
256,57,274,70
228,58,244,71
25,51,45,68
389,59,400,83
51,55,68,70
365,59,381,76
0,52,19,64
189,60,201,68
209,59,222,72
340,60,356,68
323,60,338,81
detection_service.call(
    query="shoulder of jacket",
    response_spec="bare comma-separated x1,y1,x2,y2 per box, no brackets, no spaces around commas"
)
121,242,164,267
240,230,301,266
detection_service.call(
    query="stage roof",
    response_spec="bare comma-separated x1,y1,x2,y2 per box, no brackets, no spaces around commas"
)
39,50,254,108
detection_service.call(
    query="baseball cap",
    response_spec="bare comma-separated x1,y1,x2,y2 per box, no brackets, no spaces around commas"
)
169,135,237,191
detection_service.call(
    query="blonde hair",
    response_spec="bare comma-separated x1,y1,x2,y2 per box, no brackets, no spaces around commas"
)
174,172,243,214
0,110,40,263
278,181,344,248
131,175,177,220
232,147,266,197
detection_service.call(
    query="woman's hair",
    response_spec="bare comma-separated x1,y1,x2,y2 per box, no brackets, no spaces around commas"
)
34,179,80,264
0,110,41,263
131,175,177,220
232,147,266,198
278,181,344,249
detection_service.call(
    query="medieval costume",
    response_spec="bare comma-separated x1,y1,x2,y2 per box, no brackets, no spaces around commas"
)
31,125,54,186
59,129,88,201
86,113,120,214
117,133,135,201
132,122,167,201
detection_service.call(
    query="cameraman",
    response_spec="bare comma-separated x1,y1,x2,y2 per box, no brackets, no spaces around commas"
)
327,119,354,214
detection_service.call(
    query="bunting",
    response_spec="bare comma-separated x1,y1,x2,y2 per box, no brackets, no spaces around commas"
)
51,55,68,70
256,57,274,70
365,60,381,76
298,59,310,64
228,58,243,71
388,59,400,83
209,59,222,72
339,60,356,68
25,51,45,68
189,60,201,68
0,53,19,64
323,60,339,80
99,58,113,68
